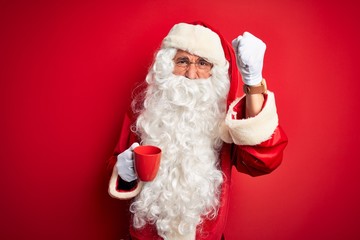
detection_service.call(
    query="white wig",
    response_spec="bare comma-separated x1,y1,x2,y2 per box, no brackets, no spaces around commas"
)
130,47,230,239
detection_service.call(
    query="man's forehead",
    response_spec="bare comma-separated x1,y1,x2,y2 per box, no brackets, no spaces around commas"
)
174,50,206,60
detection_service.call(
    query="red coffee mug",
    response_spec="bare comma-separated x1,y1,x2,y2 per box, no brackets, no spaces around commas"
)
134,145,161,182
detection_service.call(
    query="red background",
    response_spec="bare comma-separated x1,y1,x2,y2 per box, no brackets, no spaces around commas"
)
1,0,360,239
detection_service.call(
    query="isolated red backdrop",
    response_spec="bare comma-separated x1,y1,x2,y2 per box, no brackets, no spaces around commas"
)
1,0,360,239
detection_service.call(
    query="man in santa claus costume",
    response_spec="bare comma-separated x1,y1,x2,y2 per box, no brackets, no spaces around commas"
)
107,21,288,240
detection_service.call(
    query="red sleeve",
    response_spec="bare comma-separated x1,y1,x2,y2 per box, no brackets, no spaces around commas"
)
230,93,288,176
106,107,139,190
233,125,288,176
107,108,138,169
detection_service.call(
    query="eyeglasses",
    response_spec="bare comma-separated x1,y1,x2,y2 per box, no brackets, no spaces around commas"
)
174,57,213,72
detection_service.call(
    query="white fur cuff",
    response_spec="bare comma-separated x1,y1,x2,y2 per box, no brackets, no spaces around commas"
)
220,91,279,145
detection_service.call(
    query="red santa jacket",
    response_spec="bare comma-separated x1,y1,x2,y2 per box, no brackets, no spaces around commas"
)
107,91,288,240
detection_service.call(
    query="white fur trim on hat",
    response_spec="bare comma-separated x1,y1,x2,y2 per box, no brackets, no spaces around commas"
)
220,91,279,145
162,23,226,66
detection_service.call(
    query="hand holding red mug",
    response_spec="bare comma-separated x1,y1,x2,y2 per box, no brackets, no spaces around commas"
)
116,142,140,182
116,143,161,182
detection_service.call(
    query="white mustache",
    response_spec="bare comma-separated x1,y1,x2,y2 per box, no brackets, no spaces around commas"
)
157,74,215,107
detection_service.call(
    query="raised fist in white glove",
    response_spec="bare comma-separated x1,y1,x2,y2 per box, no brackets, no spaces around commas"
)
232,32,266,86
116,142,140,182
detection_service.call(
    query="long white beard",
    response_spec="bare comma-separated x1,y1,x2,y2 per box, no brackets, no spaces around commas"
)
130,48,230,239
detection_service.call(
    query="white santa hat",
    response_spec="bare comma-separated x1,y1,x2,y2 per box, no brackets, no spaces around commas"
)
162,23,227,66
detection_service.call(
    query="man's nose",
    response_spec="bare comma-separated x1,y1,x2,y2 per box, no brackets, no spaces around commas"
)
185,64,199,80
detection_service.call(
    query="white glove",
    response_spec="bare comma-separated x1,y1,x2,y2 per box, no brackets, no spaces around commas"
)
232,32,266,86
116,142,140,182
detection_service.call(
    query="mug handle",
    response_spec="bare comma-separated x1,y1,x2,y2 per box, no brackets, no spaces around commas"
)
108,165,143,199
